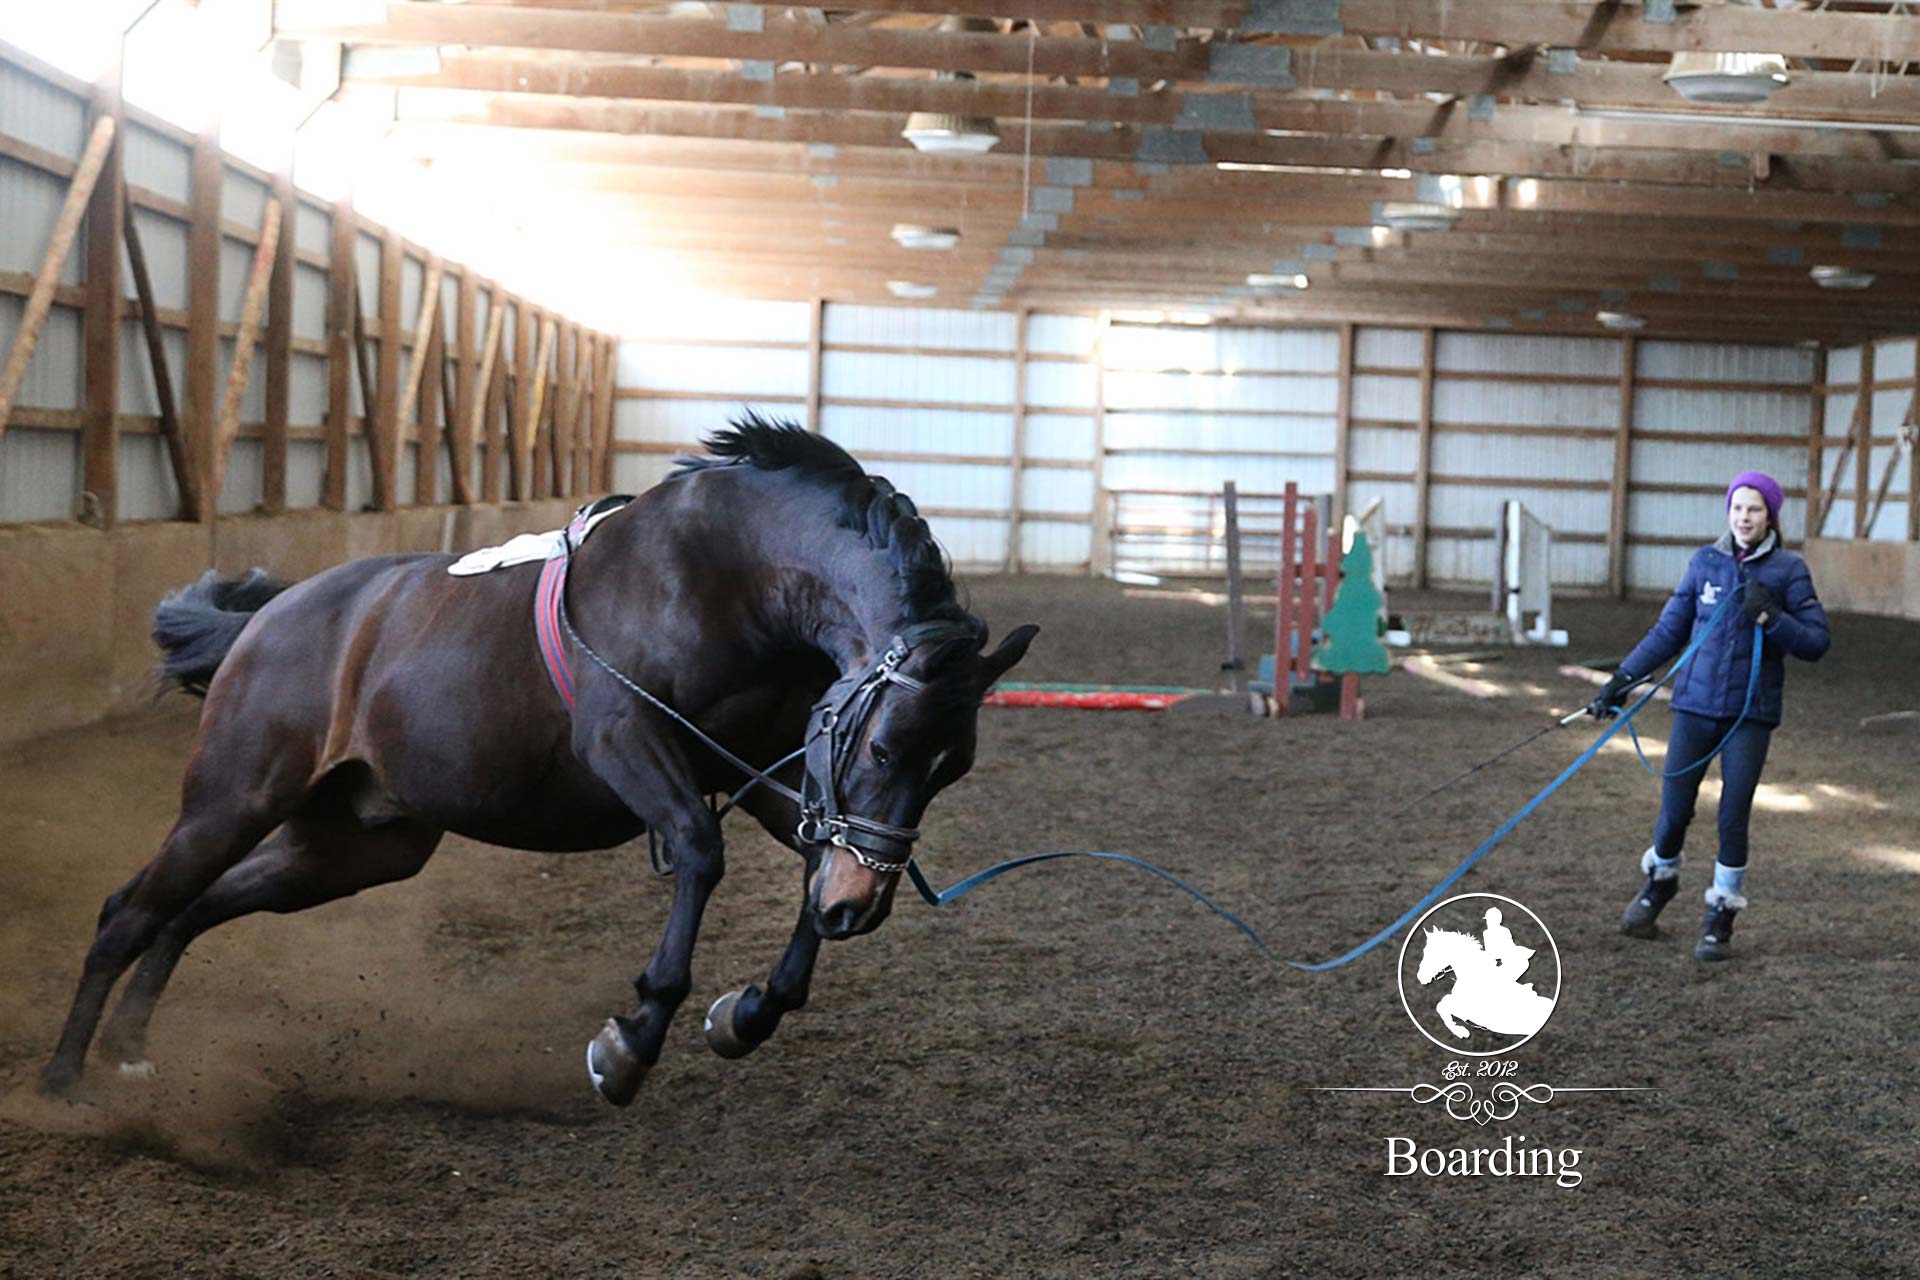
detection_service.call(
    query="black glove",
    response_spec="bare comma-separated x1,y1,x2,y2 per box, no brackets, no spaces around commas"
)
1742,580,1782,628
1588,670,1635,719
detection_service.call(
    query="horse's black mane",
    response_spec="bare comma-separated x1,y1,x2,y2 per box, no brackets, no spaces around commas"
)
672,413,981,650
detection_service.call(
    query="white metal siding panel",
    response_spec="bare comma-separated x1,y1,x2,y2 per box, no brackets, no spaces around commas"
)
614,397,741,447
294,203,330,258
0,161,83,283
396,442,417,507
823,351,1015,405
1430,484,1609,537
1351,373,1419,421
612,452,678,494
1021,519,1090,568
1424,536,1494,586
625,298,810,344
0,297,81,409
292,263,328,342
354,233,381,319
1027,313,1097,356
0,61,86,156
400,255,424,330
217,239,254,323
218,440,264,514
1432,433,1612,483
1435,379,1616,428
1826,345,1862,385
290,351,329,425
122,125,191,203
821,405,1012,458
287,440,325,509
1348,424,1417,474
1103,451,1335,496
1107,370,1338,413
1354,327,1423,370
1628,544,1693,594
1873,338,1917,382
1023,360,1096,409
346,437,372,510
116,436,180,522
1637,340,1815,384
618,342,808,397
1105,412,1335,455
1021,467,1092,513
1023,413,1093,461
221,171,268,229
0,429,77,522
1438,332,1617,378
924,516,1006,567
824,304,1016,351
1634,387,1808,436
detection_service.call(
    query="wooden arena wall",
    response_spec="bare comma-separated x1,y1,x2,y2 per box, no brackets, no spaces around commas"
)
0,44,605,747
613,299,1837,599
1805,335,1920,620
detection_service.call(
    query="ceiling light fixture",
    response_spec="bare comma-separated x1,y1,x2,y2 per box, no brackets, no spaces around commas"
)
891,224,962,250
1596,311,1647,331
887,280,939,299
1378,201,1462,232
1662,51,1789,105
1246,273,1310,289
1810,265,1876,290
902,17,1001,156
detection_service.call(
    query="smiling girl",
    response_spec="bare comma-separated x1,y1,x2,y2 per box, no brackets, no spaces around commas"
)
1588,471,1831,961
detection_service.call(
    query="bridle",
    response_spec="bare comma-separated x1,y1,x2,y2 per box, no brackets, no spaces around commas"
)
553,532,930,875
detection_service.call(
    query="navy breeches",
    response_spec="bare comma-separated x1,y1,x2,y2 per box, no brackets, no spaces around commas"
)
1652,710,1774,869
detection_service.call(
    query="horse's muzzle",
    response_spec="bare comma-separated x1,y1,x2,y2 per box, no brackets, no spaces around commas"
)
809,849,898,940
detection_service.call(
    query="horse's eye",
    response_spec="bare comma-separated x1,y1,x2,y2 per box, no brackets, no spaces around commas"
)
870,742,892,768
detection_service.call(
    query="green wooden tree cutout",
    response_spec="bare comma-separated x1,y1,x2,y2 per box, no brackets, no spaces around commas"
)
1314,531,1391,675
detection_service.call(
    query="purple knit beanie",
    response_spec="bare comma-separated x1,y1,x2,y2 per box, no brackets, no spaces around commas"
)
1726,470,1783,531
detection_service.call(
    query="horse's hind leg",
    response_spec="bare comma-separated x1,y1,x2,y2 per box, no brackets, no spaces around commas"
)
96,807,442,1071
40,787,296,1094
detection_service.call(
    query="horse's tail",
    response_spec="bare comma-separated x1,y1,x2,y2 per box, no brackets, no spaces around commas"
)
152,568,291,697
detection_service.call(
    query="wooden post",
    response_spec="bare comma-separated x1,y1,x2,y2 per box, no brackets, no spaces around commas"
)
416,272,446,506
1298,502,1320,686
574,330,594,495
471,298,506,502
508,297,531,499
351,276,386,509
452,268,477,503
1274,481,1298,716
1412,327,1437,590
212,200,283,495
1805,347,1827,540
1607,334,1637,598
1908,346,1919,544
1222,480,1246,696
374,228,402,510
1005,306,1029,574
396,255,443,455
1330,321,1354,537
595,333,619,492
324,195,354,511
554,321,576,498
263,169,294,514
805,297,824,431
1853,342,1875,540
81,72,123,529
185,123,223,522
1090,311,1111,577
0,116,118,442
124,191,192,519
526,314,556,498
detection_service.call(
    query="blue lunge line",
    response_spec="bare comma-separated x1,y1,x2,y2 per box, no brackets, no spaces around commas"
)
906,593,1746,972
1623,617,1762,779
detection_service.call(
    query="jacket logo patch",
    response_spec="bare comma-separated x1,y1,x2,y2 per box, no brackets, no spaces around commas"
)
1700,582,1721,606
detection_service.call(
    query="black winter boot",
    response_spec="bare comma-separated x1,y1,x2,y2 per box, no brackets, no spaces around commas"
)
1695,898,1741,963
1621,846,1681,940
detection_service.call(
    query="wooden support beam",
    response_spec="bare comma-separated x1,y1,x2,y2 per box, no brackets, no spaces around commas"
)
553,321,576,498
396,254,445,448
524,312,556,499
452,269,478,504
325,194,355,511
123,190,193,520
1608,335,1637,599
437,313,464,503
594,332,618,492
1854,342,1875,540
805,297,823,431
374,227,403,510
1330,321,1352,538
575,328,595,495
213,199,283,497
1804,348,1827,540
416,267,446,505
81,71,123,529
1006,306,1029,575
263,168,295,514
1411,327,1437,591
185,123,223,522
0,115,116,443
472,295,506,501
507,296,531,499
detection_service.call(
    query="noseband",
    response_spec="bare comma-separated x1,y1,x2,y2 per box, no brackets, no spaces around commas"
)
550,523,928,874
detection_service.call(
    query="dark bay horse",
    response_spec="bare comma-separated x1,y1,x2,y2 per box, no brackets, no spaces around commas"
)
41,418,1036,1107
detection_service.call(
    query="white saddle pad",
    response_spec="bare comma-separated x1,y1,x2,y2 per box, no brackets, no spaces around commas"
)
446,502,627,576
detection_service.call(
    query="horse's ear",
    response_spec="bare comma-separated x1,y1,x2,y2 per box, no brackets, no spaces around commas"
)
979,623,1038,686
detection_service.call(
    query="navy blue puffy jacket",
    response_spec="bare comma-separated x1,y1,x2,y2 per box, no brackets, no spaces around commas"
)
1619,532,1830,726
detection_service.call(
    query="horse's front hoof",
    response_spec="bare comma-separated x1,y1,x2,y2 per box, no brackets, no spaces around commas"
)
37,1060,80,1097
586,1017,650,1107
703,989,757,1060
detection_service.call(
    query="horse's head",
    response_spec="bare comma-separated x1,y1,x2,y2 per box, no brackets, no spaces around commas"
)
804,620,1038,940
1414,927,1462,986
